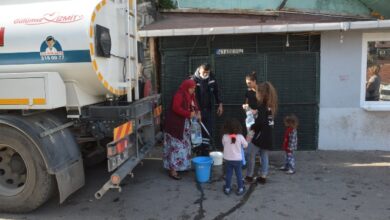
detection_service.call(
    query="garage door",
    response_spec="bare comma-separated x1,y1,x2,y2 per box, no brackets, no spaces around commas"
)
160,34,319,150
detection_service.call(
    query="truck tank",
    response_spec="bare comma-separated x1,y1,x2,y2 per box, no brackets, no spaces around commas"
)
0,0,135,108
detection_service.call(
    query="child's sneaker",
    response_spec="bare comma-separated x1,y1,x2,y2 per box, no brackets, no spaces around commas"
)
286,169,295,174
279,166,288,171
236,187,246,196
223,186,231,195
244,176,254,184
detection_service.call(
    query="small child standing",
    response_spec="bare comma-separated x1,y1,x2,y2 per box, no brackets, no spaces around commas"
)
280,114,299,174
222,119,248,195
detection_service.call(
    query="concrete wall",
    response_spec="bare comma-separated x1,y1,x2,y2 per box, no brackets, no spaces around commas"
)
319,30,390,150
286,0,369,16
176,0,280,10
175,0,370,17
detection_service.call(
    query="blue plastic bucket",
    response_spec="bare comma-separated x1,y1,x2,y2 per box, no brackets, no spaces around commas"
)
192,156,213,183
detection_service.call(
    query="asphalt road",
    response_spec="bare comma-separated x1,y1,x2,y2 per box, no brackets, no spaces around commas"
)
1,150,389,220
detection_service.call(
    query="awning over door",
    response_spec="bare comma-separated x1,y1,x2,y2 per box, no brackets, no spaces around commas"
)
140,12,390,37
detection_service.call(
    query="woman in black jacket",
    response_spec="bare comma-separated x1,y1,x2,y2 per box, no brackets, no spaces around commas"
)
244,81,278,184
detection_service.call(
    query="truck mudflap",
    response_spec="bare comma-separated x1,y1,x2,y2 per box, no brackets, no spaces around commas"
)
92,94,162,199
56,158,85,203
0,113,85,205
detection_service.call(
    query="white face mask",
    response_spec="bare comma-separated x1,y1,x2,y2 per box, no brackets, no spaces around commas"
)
199,68,210,79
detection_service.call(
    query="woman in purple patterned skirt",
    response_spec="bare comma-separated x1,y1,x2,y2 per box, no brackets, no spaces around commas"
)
163,79,200,180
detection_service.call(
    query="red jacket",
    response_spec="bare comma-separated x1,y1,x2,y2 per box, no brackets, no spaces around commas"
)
282,127,298,153
164,80,199,140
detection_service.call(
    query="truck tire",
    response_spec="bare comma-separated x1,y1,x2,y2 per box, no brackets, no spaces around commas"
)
0,124,55,213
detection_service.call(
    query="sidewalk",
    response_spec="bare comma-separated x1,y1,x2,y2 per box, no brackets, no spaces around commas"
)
230,150,390,220
1,150,389,220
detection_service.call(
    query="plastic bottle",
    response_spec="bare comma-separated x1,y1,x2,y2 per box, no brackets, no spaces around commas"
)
245,109,256,142
190,118,202,146
245,109,255,128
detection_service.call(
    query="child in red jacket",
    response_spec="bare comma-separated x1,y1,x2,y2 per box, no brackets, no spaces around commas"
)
280,114,298,174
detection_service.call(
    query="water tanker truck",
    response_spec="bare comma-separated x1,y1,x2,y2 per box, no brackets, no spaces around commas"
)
0,0,161,212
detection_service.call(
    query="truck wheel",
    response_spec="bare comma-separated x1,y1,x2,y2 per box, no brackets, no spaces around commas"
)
0,125,55,213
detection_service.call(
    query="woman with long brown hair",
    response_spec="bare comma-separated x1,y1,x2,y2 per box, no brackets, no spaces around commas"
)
245,81,278,184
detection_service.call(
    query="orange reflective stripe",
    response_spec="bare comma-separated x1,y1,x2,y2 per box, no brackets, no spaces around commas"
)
89,43,94,55
123,122,131,137
113,121,133,141
91,12,96,22
96,3,102,12
114,125,123,141
92,60,98,71
0,99,29,105
33,98,46,105
89,25,94,38
119,124,128,140
154,105,162,116
0,98,46,105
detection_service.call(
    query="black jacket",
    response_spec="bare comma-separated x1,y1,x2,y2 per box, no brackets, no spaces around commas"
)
251,104,274,150
191,68,222,110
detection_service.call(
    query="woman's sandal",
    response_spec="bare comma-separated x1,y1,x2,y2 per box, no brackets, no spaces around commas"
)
168,172,182,180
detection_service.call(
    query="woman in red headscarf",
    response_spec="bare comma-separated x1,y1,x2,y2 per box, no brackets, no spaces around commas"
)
163,79,200,180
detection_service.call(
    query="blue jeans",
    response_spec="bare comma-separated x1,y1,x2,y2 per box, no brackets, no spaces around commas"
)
246,144,269,177
225,160,244,190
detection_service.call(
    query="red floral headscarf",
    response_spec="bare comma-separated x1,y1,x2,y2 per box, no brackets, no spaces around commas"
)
178,79,196,106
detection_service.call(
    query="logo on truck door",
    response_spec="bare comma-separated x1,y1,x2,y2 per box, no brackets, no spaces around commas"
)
40,36,64,61
14,13,83,25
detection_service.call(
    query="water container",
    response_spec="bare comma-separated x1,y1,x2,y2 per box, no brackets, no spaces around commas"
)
209,151,223,166
245,110,255,128
192,156,213,183
241,147,246,166
0,0,137,107
190,118,202,147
